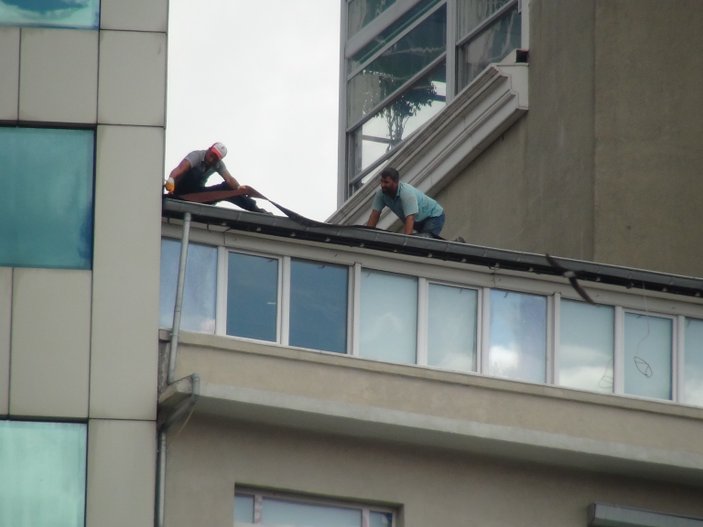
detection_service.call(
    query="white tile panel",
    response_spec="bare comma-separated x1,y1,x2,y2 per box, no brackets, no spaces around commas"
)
90,124,163,420
86,419,156,527
0,268,11,414
100,0,167,32
0,28,19,120
19,28,98,123
10,268,91,418
98,31,166,126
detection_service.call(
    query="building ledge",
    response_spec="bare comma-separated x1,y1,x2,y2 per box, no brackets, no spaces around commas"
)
330,62,529,228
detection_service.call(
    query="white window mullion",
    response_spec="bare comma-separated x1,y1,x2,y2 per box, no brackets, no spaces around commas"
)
351,263,362,357
416,278,429,366
280,256,291,345
215,246,228,336
614,306,625,394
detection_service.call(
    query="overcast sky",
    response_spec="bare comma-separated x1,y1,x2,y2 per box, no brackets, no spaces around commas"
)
165,0,342,221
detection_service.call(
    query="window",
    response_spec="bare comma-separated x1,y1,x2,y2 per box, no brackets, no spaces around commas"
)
290,259,349,353
488,289,547,383
684,318,703,406
360,269,417,364
0,420,87,527
0,0,100,29
235,490,395,527
427,283,478,372
159,239,217,333
227,252,279,342
624,313,672,400
558,300,614,393
0,127,94,270
347,0,398,36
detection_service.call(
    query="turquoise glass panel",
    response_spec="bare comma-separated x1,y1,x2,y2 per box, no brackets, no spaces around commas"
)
159,239,217,333
370,511,394,527
0,0,100,29
0,127,94,269
488,290,547,383
262,497,361,527
559,300,614,393
0,421,86,527
624,313,672,400
428,284,477,372
684,318,703,406
290,259,348,353
347,0,397,36
234,494,255,523
360,269,417,364
227,252,278,341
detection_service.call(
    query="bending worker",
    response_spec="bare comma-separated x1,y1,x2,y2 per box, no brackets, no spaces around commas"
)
366,166,445,237
164,142,268,213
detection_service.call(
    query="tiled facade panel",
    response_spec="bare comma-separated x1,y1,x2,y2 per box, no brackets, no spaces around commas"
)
86,419,156,527
98,30,166,126
19,29,98,123
100,0,168,32
0,28,19,120
10,268,91,417
90,124,162,420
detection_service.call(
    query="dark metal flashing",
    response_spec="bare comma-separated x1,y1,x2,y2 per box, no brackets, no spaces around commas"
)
162,198,703,300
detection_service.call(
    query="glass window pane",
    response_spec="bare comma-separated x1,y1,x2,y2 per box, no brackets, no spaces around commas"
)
558,300,614,393
0,0,99,29
457,0,512,38
0,421,86,527
360,269,417,364
234,494,255,524
290,259,348,353
0,127,94,269
349,0,441,73
262,498,361,527
159,239,217,333
624,313,672,400
370,511,394,527
348,0,398,36
488,290,547,383
427,284,477,372
349,62,446,178
684,318,703,406
457,5,521,92
347,6,446,125
227,252,278,341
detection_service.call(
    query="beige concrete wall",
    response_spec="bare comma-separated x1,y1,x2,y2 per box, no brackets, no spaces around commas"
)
164,416,703,527
593,0,703,275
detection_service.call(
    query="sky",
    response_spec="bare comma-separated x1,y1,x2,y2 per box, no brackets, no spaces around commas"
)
165,0,342,221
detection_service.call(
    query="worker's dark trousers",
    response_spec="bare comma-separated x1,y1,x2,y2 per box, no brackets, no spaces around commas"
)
176,182,264,212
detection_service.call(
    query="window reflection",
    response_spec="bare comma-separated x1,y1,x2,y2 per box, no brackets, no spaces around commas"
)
488,290,547,383
0,421,86,527
684,318,703,406
348,5,446,126
428,284,477,372
347,0,398,36
159,239,217,333
457,0,512,38
290,259,348,353
0,0,100,29
624,313,672,400
360,269,417,364
227,252,279,342
559,300,614,393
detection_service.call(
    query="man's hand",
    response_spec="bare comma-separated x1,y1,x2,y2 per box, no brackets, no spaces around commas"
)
403,215,416,235
164,177,175,193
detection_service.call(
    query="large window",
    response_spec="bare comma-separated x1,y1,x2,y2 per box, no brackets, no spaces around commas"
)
624,313,672,400
0,127,94,270
0,420,87,527
427,283,478,372
684,318,703,406
0,0,100,29
159,239,217,333
235,489,394,527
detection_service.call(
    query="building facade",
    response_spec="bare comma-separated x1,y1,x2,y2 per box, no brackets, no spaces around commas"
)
0,1,166,526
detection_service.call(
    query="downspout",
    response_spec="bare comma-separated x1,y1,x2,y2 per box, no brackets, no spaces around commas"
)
157,211,193,527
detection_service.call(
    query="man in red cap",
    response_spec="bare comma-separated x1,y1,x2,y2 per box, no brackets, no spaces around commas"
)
164,142,268,213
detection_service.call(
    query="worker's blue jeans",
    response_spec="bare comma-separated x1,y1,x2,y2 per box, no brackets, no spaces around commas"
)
414,212,445,238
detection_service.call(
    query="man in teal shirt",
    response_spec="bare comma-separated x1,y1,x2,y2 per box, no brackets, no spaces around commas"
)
366,167,445,237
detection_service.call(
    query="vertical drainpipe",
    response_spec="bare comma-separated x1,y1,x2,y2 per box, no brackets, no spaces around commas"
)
157,211,192,527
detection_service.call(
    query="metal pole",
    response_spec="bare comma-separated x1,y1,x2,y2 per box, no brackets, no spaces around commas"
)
168,212,191,384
